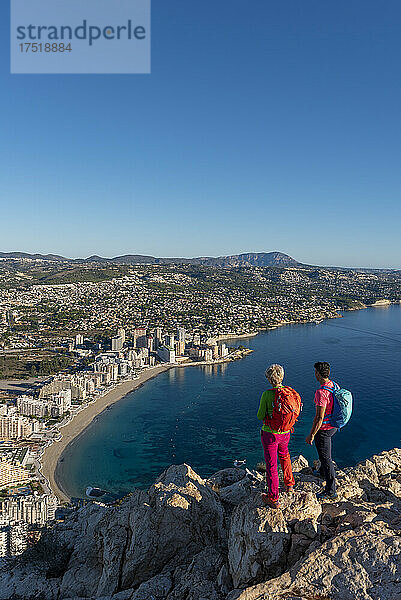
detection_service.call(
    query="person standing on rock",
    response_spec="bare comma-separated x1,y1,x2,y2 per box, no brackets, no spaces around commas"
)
306,361,338,500
257,364,301,509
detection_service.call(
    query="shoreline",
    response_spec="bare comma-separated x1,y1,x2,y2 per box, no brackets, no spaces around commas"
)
40,302,398,503
41,365,172,503
43,351,253,503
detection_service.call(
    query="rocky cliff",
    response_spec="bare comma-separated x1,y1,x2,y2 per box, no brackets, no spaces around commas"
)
1,449,400,600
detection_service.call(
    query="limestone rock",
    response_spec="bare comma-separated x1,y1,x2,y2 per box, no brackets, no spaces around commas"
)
207,468,247,490
228,490,321,588
337,448,401,502
119,464,225,592
218,477,254,506
0,464,225,600
167,547,225,600
130,574,173,599
227,522,401,600
1,450,401,600
0,569,60,600
290,455,310,473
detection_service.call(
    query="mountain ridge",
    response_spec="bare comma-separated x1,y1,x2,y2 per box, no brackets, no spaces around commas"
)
0,251,299,268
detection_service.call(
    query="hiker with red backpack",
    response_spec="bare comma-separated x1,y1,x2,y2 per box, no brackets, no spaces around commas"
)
257,364,302,509
306,361,353,500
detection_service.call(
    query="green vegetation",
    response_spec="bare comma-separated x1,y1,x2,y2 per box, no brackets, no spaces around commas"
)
0,263,130,289
28,355,74,377
0,351,75,380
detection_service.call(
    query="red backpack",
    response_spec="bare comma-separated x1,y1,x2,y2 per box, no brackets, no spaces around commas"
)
263,386,302,432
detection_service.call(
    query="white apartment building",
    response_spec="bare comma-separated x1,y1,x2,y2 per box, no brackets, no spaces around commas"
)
0,416,39,440
111,335,123,351
18,390,71,419
17,395,47,418
0,520,28,557
1,494,57,526
219,343,229,358
177,327,186,342
48,389,72,417
39,376,86,401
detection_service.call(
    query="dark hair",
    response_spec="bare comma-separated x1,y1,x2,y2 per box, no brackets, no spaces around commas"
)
314,361,330,378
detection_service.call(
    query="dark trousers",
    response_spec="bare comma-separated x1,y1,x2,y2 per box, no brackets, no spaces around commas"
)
315,428,338,494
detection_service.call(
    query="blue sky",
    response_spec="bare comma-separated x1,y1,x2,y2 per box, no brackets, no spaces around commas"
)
1,1,401,268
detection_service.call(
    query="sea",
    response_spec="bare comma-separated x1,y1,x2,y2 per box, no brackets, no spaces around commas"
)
56,304,401,499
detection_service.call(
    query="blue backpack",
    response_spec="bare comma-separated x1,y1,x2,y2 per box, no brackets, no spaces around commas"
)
321,382,353,429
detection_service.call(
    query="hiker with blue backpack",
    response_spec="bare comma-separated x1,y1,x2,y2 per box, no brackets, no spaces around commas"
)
306,361,352,500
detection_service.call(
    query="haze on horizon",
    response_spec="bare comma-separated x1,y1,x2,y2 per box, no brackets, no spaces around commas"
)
1,1,401,269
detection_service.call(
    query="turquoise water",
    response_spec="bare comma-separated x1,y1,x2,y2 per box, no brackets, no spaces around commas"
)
57,305,401,499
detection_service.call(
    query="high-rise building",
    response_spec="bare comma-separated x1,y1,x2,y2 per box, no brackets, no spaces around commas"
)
175,341,185,356
204,348,213,362
107,364,119,382
0,416,37,440
164,334,175,348
117,328,126,344
133,327,147,348
177,327,186,342
0,521,29,557
219,343,229,358
193,333,201,346
153,327,163,349
39,376,86,401
111,336,123,352
1,494,57,526
48,389,72,416
157,346,176,364
17,396,47,418
75,334,84,347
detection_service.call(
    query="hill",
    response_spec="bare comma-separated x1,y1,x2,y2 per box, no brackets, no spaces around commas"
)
0,251,300,267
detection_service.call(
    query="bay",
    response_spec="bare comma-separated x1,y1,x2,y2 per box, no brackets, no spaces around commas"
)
57,304,401,499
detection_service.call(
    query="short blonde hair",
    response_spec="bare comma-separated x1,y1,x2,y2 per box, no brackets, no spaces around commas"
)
265,364,284,386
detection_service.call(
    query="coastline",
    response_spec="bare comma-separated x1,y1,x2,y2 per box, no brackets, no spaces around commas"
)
41,365,172,503
40,302,397,503
43,351,253,503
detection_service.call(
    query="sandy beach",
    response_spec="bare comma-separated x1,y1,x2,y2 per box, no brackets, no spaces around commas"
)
40,349,254,503
40,364,172,503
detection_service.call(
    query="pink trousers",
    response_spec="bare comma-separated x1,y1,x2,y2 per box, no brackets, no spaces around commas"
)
261,430,295,501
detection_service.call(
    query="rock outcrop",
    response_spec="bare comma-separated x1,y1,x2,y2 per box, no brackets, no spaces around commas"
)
1,449,400,600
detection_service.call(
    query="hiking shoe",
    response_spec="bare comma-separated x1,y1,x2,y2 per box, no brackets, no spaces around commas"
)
316,490,338,501
261,493,280,509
